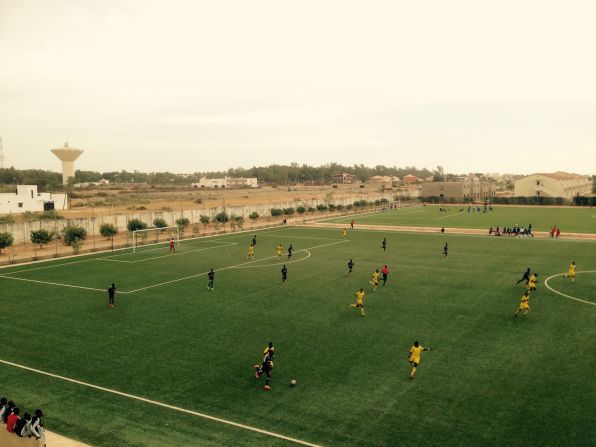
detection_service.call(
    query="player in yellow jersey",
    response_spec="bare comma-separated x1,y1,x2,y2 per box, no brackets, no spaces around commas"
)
408,341,431,379
350,288,365,316
566,261,576,282
342,228,347,237
526,273,537,292
276,244,283,259
247,245,255,260
263,341,275,368
369,269,379,292
514,291,530,319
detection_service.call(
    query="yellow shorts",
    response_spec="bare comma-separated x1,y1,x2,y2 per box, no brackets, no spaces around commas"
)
518,302,530,311
409,357,420,365
568,272,575,278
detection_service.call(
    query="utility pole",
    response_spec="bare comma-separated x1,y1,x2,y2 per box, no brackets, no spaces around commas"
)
0,136,4,170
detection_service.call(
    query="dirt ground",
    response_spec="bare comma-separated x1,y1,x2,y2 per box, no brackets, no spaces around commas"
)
60,184,384,220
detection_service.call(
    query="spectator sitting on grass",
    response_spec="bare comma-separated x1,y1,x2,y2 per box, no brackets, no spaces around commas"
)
0,398,8,421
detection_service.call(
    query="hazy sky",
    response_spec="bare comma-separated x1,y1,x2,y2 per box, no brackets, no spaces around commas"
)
1,0,595,175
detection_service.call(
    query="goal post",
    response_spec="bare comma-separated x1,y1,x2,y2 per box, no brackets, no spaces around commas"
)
132,226,180,253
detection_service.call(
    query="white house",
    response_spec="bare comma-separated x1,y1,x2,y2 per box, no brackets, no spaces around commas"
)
191,176,258,189
0,185,68,214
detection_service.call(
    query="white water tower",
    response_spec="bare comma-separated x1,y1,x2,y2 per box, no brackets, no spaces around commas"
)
51,142,84,185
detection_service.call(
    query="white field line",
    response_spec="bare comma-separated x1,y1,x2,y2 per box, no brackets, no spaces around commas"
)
0,258,96,276
434,213,464,220
544,271,596,306
98,242,238,264
233,251,312,269
259,233,344,241
0,358,323,447
313,205,425,223
122,239,348,294
103,238,233,259
0,275,105,292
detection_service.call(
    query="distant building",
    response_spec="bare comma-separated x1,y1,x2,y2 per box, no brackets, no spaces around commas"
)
514,172,592,199
332,173,356,184
403,175,418,184
0,185,68,214
191,176,258,189
74,178,110,188
366,175,393,185
421,179,496,201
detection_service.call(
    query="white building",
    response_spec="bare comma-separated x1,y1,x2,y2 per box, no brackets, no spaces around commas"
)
191,176,258,189
514,172,592,199
0,185,68,214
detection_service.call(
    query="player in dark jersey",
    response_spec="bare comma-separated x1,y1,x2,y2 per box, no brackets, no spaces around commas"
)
281,265,288,284
347,259,354,276
254,351,274,390
207,268,215,290
251,235,257,247
381,238,387,252
107,283,116,308
515,267,531,285
443,243,448,257
287,244,293,259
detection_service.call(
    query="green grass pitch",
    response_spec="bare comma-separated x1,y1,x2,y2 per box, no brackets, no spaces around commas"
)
0,225,595,446
325,205,596,233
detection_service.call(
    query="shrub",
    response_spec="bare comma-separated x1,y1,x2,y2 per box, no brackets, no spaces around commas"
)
296,206,306,215
30,229,53,248
380,198,390,204
328,204,336,211
234,216,244,230
0,232,14,254
127,218,147,232
283,207,295,215
270,208,283,217
38,210,64,221
99,223,118,239
176,217,190,229
96,191,109,197
353,199,368,207
153,217,168,229
336,204,344,211
199,215,210,229
194,198,203,204
307,206,316,213
346,204,353,210
0,215,15,225
62,225,88,246
316,204,328,212
249,211,259,222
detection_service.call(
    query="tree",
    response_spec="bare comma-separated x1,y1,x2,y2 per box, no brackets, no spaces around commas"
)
30,229,53,248
0,232,14,254
296,206,306,215
199,215,210,232
249,211,259,223
176,217,190,237
316,204,328,212
61,225,87,250
283,207,295,215
270,208,283,217
153,217,168,229
127,218,147,232
214,211,229,224
234,215,244,230
99,223,118,239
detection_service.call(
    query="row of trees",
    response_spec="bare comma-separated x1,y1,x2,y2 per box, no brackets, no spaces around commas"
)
1,164,436,190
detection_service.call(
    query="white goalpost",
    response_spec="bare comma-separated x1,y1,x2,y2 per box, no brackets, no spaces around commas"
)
132,226,180,253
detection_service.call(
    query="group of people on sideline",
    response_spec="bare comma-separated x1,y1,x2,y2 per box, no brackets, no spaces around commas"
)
489,224,533,237
0,397,44,440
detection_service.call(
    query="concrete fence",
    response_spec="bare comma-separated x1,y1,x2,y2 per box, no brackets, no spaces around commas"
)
2,194,394,244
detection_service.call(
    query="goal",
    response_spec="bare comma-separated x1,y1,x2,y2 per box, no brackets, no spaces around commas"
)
132,226,180,253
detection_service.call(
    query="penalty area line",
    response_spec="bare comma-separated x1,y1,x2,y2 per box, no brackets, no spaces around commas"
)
0,359,323,447
0,275,105,292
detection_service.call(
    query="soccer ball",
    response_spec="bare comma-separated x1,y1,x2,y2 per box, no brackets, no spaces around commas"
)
290,379,297,386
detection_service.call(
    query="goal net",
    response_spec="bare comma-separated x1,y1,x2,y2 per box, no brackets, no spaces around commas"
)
132,226,180,253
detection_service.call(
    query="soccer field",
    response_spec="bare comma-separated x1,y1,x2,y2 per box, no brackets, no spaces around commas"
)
1,226,595,447
325,205,596,234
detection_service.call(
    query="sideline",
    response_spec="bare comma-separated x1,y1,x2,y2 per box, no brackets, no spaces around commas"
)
0,359,323,447
543,271,596,306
